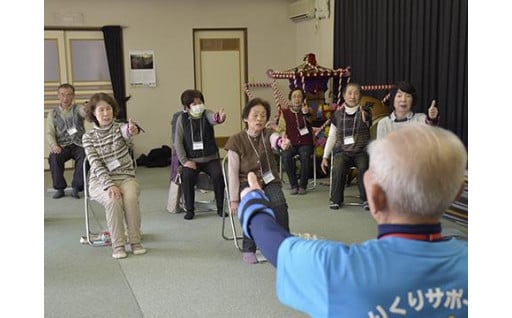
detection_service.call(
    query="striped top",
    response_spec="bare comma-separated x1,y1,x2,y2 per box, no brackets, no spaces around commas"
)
82,121,135,190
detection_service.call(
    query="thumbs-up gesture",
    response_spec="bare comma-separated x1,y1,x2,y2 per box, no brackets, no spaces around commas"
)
128,118,139,135
280,132,291,150
301,103,310,115
217,107,226,123
428,100,438,119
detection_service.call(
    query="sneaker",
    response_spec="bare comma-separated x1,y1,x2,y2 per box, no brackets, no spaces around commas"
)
290,187,298,195
362,201,370,211
242,252,258,264
217,209,228,217
52,189,65,199
131,243,147,255
70,188,80,199
112,246,127,259
297,187,306,195
184,210,195,220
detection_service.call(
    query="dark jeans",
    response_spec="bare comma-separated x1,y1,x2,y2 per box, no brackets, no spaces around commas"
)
181,159,225,212
282,144,314,189
330,152,368,204
48,144,85,191
240,182,289,253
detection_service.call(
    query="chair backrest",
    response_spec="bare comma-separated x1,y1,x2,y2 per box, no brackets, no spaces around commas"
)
360,95,392,140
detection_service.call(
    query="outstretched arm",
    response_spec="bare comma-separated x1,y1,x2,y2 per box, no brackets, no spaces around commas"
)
238,172,293,266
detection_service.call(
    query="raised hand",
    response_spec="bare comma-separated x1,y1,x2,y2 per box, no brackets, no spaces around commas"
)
301,103,310,114
280,132,291,150
128,118,139,135
428,100,438,119
218,107,226,122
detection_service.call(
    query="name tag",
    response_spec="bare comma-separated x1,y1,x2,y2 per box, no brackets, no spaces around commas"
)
193,141,204,150
262,171,275,184
67,127,78,135
106,159,121,171
299,127,309,136
344,136,355,145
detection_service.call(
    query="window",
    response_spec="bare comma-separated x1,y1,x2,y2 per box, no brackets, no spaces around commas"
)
44,30,113,169
44,30,113,113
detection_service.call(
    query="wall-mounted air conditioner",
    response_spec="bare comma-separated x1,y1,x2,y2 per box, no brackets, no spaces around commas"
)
288,0,316,21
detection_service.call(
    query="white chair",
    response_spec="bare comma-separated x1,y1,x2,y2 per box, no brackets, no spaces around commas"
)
220,156,243,251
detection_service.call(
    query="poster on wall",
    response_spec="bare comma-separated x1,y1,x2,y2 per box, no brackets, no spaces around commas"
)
129,50,156,87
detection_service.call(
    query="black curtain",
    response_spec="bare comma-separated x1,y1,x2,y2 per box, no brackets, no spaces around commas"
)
102,25,128,121
334,0,468,147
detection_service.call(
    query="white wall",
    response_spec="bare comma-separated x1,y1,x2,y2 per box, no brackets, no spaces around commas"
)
44,0,334,158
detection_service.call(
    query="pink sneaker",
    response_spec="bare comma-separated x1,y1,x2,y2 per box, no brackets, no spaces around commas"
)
242,252,258,264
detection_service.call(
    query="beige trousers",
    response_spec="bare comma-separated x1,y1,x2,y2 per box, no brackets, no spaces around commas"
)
89,177,142,249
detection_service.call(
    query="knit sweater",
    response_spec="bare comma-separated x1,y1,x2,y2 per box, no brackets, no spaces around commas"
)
82,121,135,190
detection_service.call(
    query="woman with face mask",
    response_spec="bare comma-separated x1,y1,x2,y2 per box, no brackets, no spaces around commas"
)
173,89,227,220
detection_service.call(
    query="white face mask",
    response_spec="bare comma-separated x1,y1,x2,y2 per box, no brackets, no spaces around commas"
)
189,104,205,117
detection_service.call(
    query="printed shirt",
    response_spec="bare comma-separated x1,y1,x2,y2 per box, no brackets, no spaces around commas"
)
276,236,468,317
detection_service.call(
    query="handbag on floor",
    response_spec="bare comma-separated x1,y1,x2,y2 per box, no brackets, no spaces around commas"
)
166,172,181,213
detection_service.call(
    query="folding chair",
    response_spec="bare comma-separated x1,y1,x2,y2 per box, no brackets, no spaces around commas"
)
220,156,243,251
178,171,218,213
80,138,139,246
80,158,112,246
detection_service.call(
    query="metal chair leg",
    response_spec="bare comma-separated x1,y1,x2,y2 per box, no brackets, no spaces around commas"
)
81,159,111,246
307,154,317,190
220,156,243,250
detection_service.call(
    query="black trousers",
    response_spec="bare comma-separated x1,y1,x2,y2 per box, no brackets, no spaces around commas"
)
48,144,85,191
330,152,368,204
181,159,225,212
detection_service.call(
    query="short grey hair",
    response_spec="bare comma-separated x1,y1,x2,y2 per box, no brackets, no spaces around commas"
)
367,123,467,218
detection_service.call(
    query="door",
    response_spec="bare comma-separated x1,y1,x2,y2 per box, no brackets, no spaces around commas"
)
193,29,247,149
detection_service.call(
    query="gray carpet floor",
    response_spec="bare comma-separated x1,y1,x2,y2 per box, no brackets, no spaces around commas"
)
44,166,467,318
